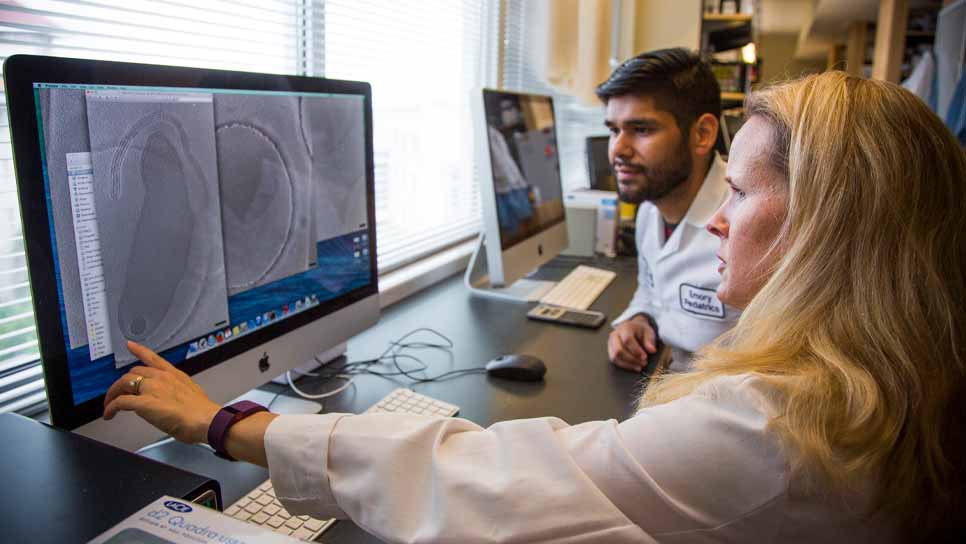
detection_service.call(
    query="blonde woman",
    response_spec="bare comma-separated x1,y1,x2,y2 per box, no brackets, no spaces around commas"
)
105,72,965,542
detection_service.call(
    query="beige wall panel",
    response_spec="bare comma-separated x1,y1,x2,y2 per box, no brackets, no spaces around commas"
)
633,0,702,55
758,32,827,86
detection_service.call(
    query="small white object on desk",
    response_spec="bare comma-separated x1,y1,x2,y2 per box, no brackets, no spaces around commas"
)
563,189,618,257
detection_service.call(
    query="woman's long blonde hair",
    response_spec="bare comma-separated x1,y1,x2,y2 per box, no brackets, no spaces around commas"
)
642,71,966,537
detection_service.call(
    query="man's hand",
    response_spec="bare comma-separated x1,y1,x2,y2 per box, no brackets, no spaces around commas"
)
607,314,657,372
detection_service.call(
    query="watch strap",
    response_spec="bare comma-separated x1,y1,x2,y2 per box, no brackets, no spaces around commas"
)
207,400,267,461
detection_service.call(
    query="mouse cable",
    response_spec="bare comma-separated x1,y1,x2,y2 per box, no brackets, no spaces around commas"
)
315,327,487,384
381,328,487,383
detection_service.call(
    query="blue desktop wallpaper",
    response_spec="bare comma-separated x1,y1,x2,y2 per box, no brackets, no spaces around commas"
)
59,232,371,405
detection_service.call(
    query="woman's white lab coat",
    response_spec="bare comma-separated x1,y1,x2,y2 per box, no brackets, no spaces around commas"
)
263,374,895,543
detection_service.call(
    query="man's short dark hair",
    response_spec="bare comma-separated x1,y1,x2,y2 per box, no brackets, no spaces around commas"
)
596,48,721,133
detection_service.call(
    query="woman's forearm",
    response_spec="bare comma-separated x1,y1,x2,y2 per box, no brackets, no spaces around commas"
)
222,411,279,467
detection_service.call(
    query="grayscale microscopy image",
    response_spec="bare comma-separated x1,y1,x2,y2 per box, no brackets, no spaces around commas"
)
38,88,92,349
300,96,368,251
86,96,229,366
214,94,311,294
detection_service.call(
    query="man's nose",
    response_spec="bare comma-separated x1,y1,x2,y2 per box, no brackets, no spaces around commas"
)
610,131,631,161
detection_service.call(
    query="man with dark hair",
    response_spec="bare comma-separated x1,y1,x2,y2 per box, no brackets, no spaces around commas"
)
598,47,739,372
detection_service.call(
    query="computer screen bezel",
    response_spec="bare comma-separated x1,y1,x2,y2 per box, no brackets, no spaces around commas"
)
3,54,378,431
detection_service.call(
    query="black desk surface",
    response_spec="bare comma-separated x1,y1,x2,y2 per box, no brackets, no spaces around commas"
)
143,255,645,543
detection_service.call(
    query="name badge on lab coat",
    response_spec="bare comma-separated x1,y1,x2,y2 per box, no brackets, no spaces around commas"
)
679,284,725,319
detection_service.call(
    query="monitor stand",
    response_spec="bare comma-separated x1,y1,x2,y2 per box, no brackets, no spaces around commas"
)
232,342,347,415
464,235,556,303
233,389,321,415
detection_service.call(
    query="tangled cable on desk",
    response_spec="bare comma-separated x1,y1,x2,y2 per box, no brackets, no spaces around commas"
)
284,327,487,402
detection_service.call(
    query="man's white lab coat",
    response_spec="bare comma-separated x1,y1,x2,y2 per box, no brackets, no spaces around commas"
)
612,153,740,370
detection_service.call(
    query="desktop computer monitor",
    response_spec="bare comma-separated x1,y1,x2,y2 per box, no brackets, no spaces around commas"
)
586,135,616,192
3,55,379,451
469,89,567,297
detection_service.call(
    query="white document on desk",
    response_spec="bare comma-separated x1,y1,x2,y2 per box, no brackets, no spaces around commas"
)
89,495,301,544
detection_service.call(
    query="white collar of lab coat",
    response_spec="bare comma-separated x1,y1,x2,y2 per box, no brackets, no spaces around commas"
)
682,152,728,229
648,152,727,259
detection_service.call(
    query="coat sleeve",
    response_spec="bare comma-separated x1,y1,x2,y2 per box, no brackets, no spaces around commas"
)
263,377,787,544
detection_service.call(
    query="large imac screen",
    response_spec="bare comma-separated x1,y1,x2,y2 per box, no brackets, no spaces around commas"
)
22,74,374,409
482,90,565,250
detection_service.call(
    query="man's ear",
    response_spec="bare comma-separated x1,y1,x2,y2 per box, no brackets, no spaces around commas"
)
690,112,720,157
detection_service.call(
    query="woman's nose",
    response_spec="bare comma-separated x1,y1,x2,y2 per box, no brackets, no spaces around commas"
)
706,201,729,239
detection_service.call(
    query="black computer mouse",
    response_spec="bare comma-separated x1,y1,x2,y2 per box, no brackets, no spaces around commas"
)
485,354,547,382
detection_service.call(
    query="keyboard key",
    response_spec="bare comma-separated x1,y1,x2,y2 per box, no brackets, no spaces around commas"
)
293,527,317,540
251,512,270,525
267,516,287,529
304,518,326,532
254,494,273,506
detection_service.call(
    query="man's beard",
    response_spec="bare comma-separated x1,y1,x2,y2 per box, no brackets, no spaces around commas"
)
616,139,692,204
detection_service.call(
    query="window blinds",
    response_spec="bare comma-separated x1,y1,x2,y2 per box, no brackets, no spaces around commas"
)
322,0,495,271
0,0,498,415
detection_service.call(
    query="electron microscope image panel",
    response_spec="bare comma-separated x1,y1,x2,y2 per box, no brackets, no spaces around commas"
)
301,95,368,253
37,88,93,349
85,91,229,366
213,93,311,295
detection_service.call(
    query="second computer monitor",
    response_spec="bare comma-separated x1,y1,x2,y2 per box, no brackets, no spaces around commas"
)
477,89,567,287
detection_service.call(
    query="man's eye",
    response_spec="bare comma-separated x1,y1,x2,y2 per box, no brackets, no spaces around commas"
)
634,127,652,135
607,126,619,135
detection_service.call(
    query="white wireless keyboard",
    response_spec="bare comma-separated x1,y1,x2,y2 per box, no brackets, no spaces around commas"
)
224,480,334,540
224,389,459,540
539,265,617,310
365,388,460,416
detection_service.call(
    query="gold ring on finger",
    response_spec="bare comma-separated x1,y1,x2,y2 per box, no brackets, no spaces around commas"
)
130,375,145,396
